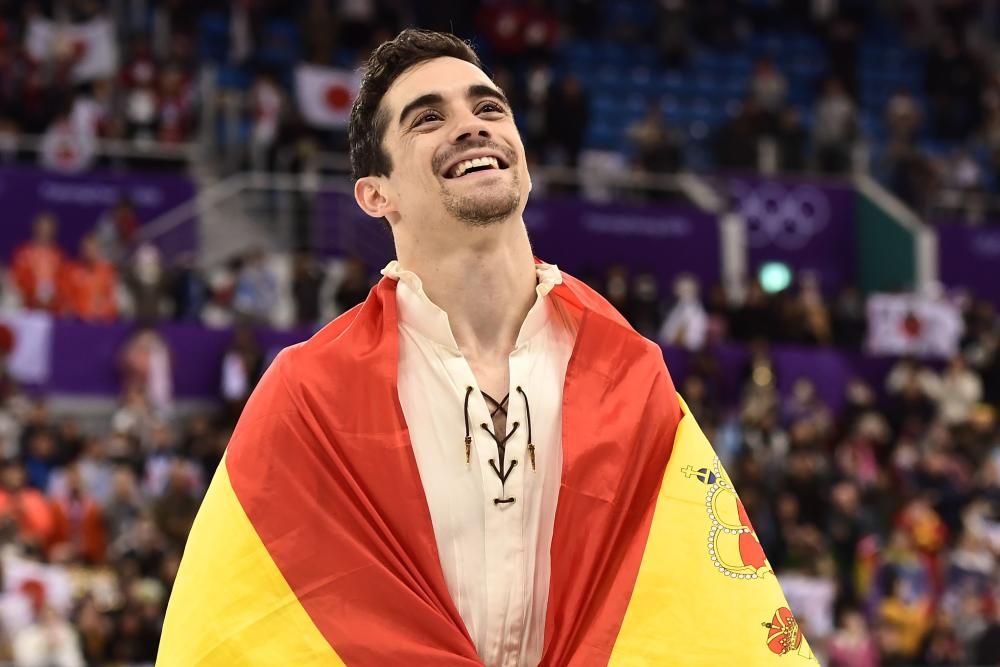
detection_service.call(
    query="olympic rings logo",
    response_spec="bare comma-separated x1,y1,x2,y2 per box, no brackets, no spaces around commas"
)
729,181,831,250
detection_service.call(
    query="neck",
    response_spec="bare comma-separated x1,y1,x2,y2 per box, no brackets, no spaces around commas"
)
396,218,537,361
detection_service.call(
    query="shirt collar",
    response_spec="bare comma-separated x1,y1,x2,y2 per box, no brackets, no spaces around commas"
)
381,260,563,352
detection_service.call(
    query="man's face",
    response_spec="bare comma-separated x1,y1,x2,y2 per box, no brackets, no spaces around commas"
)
375,57,530,229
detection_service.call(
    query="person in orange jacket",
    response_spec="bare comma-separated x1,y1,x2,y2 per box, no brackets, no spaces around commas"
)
60,232,118,322
11,212,66,312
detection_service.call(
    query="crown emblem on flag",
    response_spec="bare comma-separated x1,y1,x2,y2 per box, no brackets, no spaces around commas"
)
762,607,802,656
683,458,771,580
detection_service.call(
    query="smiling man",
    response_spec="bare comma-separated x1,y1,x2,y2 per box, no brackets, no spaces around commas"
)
158,30,811,667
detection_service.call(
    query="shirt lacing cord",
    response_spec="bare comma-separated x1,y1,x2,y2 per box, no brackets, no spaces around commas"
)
463,385,535,506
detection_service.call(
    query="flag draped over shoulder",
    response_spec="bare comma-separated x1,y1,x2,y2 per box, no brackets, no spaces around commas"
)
158,270,815,666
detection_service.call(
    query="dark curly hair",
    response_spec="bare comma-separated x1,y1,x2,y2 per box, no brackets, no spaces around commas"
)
348,30,486,181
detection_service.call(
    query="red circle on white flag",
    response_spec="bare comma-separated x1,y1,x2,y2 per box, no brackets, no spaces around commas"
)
324,85,351,110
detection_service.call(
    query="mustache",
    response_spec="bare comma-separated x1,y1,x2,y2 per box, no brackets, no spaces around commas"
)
432,139,517,174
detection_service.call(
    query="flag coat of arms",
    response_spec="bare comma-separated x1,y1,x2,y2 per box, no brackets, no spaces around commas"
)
158,270,814,666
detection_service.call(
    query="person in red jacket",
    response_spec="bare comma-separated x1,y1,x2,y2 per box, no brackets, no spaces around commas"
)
60,232,118,322
50,464,107,565
11,212,65,312
0,460,57,555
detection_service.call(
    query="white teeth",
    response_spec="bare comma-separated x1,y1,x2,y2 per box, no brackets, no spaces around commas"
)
449,156,500,178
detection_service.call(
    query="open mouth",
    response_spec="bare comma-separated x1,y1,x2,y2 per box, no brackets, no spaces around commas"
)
443,155,510,179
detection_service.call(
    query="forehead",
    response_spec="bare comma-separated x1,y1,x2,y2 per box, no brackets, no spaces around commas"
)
383,56,496,123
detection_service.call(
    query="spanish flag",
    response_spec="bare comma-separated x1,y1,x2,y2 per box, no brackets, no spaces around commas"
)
158,271,815,666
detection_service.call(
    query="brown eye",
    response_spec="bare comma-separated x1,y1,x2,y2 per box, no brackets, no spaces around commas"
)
478,102,505,114
415,111,442,126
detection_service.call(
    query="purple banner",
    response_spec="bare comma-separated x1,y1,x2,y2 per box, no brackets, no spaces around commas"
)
43,320,313,398
36,314,896,413
937,224,1000,308
724,176,856,294
524,198,721,292
312,192,722,291
0,166,195,260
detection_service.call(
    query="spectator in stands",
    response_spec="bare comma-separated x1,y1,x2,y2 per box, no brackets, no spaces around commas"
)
658,274,708,351
103,467,142,546
477,0,558,65
151,461,199,550
12,212,65,312
122,38,159,142
74,595,112,665
775,107,807,172
60,233,118,322
249,72,284,171
750,57,787,126
877,569,934,664
125,244,169,324
118,328,173,419
925,34,983,141
200,268,236,329
12,604,85,667
713,99,763,170
626,101,683,175
232,249,278,325
942,147,982,192
932,354,983,425
813,78,857,174
299,0,337,64
886,375,936,443
94,196,139,267
832,285,866,348
290,251,323,325
0,459,56,555
798,274,833,345
156,64,195,144
50,464,107,565
220,325,263,422
653,0,691,68
332,256,372,315
884,138,936,211
731,279,775,341
827,608,879,667
627,272,662,339
885,87,922,145
544,74,589,167
602,263,631,319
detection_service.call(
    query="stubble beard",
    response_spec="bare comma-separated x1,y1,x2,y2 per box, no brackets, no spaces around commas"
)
440,169,522,228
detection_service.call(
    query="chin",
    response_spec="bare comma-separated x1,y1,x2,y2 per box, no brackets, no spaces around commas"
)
443,186,521,228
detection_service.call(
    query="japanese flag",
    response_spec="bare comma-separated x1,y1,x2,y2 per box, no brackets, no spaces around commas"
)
295,65,362,129
26,16,118,83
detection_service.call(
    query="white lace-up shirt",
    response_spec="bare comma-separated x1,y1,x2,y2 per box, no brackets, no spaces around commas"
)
382,261,578,667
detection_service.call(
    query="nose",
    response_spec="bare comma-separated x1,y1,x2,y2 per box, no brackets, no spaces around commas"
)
451,109,492,144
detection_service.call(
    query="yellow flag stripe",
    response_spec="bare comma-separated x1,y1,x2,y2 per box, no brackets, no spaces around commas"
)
157,456,345,666
609,398,816,666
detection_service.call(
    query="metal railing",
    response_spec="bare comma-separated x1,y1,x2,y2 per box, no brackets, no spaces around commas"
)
0,134,197,169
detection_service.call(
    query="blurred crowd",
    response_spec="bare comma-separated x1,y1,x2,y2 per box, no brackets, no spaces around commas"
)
0,0,199,172
664,308,1000,665
2,213,1000,663
0,0,995,219
0,256,996,665
0,209,373,330
0,1,995,665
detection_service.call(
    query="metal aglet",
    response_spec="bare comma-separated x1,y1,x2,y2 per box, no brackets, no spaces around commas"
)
528,443,536,470
465,436,472,465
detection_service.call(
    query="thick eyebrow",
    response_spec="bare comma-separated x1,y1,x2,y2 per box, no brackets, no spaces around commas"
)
397,92,444,127
397,84,511,127
466,84,510,109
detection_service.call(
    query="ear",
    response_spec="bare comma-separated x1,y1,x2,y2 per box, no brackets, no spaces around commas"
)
354,176,395,219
